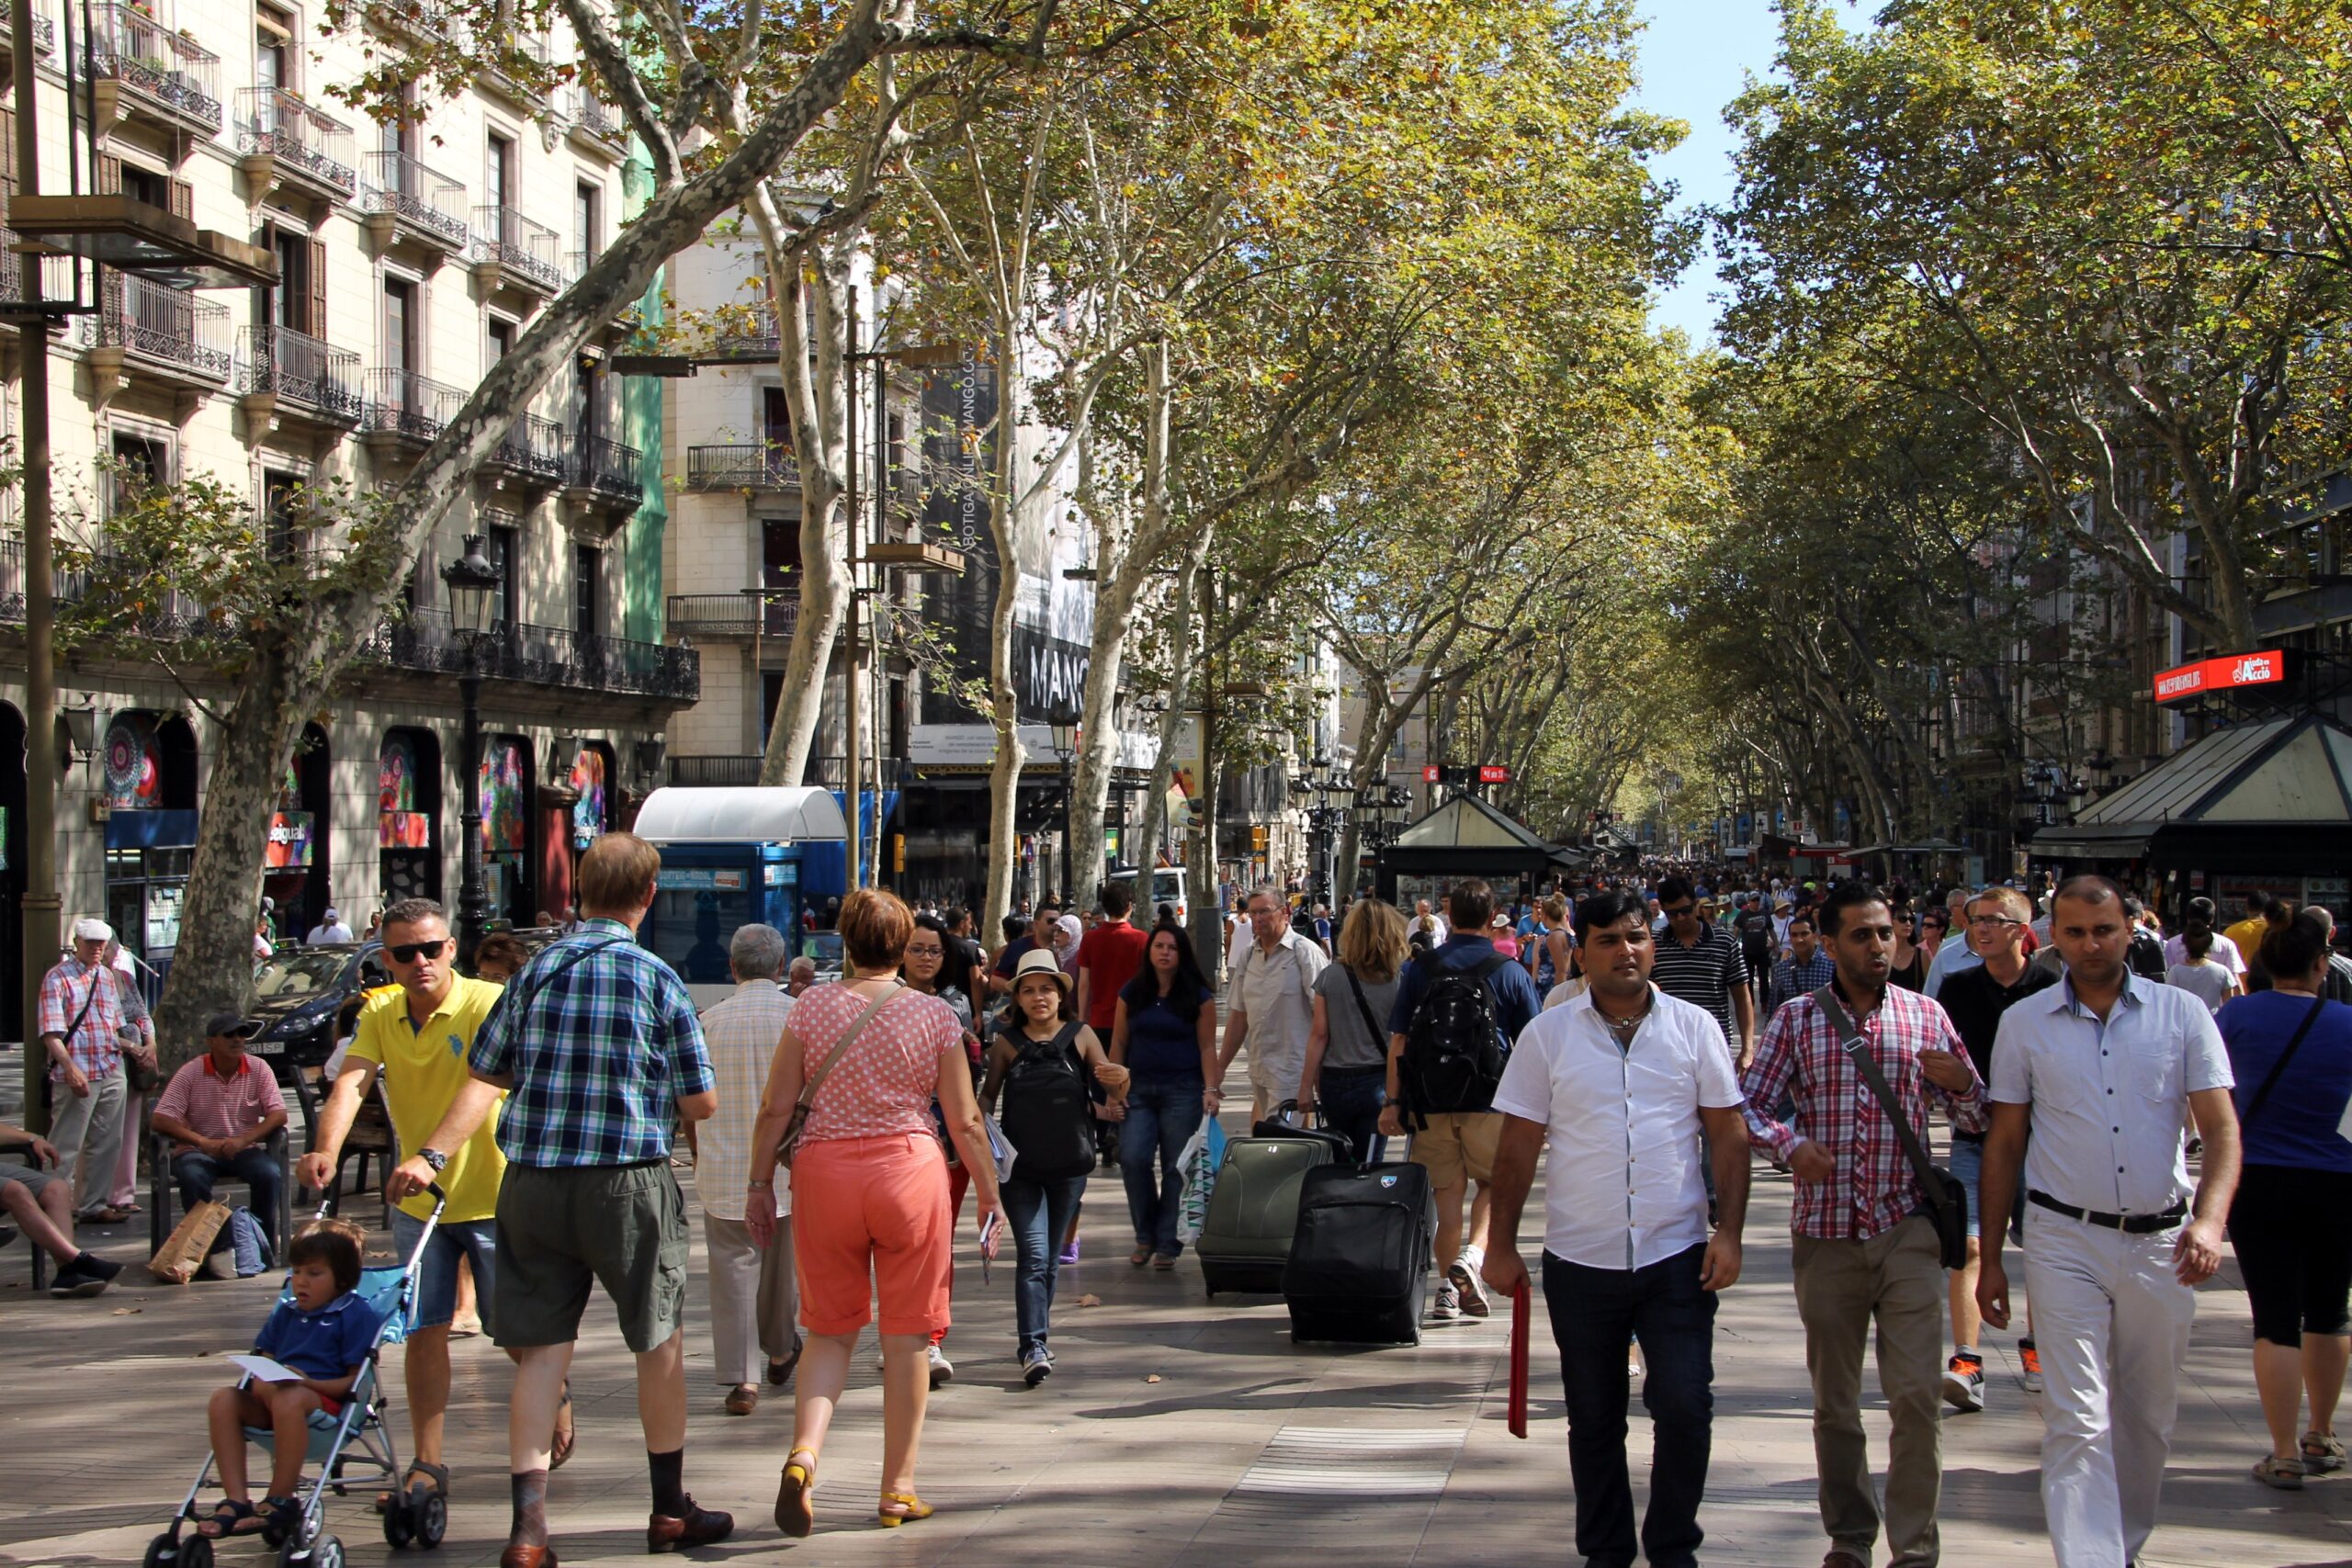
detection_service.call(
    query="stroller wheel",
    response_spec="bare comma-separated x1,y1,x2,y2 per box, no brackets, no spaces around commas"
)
142,1532,180,1568
417,1493,447,1549
177,1537,214,1568
382,1505,414,1551
311,1536,345,1568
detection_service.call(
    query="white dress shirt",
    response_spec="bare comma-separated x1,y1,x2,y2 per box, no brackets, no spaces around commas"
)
1988,972,2233,1218
696,978,797,1221
1492,987,1745,1271
1235,928,1329,1068
2162,931,2245,976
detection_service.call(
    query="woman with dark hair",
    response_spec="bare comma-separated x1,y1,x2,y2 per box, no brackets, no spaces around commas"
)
2165,895,2248,986
2165,920,2238,1015
980,951,1128,1382
1109,923,1219,1269
1888,904,1927,992
901,910,981,1388
2221,909,2352,1488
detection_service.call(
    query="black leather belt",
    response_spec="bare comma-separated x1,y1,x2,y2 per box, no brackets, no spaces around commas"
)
2028,1190,2187,1234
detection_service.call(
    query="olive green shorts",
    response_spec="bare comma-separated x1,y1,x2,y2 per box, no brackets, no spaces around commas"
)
493,1161,689,1352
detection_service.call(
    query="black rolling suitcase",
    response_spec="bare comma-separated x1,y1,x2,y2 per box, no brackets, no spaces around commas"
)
1253,1100,1355,1167
1197,1134,1336,1295
1282,1161,1438,1345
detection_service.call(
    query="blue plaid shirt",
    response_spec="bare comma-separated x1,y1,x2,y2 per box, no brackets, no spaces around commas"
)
469,919,715,1169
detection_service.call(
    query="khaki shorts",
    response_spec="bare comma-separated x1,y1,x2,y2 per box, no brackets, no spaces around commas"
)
494,1161,689,1352
1408,1111,1501,1190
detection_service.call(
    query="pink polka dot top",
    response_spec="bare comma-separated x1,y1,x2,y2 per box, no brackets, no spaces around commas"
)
792,981,961,1145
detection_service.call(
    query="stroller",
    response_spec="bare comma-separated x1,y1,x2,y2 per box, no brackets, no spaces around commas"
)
145,1187,449,1568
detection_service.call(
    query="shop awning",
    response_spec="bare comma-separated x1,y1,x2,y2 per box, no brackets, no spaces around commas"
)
2030,714,2352,861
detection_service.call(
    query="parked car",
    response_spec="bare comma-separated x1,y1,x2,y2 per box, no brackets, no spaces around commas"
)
245,942,390,1077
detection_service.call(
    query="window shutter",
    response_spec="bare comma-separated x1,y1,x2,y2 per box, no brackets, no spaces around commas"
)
96,153,120,195
0,107,17,223
308,237,327,337
170,178,193,220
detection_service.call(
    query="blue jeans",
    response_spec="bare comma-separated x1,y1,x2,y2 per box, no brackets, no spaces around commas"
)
391,1208,501,1334
1544,1243,1717,1568
172,1148,281,1260
1313,1066,1388,1165
1118,1078,1204,1257
1001,1172,1089,1359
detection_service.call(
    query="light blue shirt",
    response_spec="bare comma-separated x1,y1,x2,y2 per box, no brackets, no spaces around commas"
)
1987,970,2233,1217
1923,931,1982,998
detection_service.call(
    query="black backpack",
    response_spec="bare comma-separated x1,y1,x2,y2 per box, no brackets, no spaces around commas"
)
1396,953,1510,1126
997,1022,1095,1182
2126,927,2166,982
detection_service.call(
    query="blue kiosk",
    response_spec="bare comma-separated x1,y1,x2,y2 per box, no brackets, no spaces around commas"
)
632,785,850,1007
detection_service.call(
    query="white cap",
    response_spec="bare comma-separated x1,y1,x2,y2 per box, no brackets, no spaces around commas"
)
322,908,339,920
71,917,112,942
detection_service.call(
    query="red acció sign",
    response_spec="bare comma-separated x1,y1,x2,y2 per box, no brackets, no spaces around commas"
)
2153,649,2288,705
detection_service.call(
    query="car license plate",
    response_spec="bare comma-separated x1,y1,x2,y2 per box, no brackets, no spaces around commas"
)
257,1040,283,1055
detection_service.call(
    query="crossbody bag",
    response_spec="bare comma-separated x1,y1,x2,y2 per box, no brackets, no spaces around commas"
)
1813,986,1970,1269
777,980,906,1170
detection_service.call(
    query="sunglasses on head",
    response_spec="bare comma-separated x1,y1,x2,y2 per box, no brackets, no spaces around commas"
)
387,939,449,963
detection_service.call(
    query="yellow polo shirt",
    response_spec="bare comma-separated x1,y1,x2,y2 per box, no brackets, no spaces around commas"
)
2224,916,2269,967
347,975,507,1224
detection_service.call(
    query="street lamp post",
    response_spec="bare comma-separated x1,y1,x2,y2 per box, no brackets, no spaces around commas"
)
1050,715,1077,907
442,534,503,969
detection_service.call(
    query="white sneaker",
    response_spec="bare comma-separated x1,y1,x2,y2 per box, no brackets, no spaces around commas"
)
1448,1258,1491,1318
927,1343,954,1389
1021,1348,1053,1387
1430,1281,1461,1321
1942,1354,1987,1413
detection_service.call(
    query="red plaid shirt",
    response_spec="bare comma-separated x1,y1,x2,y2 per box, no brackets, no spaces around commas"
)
1740,981,1985,1241
37,958,149,1081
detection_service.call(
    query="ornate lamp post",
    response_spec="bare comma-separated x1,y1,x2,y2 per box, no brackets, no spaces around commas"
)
441,534,503,967
1049,713,1078,906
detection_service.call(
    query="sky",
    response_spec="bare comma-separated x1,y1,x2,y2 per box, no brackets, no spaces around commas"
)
1632,0,1871,344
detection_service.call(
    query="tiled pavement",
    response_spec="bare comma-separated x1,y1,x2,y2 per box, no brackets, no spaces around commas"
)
5,1045,2352,1567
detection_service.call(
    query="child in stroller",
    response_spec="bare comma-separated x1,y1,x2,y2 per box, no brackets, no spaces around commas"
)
198,1220,378,1541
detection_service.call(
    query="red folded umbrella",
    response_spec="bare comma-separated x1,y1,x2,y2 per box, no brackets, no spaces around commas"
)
1509,1279,1531,1438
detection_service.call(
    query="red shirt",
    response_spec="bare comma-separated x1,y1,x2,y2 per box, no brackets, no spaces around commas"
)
1077,919,1151,1032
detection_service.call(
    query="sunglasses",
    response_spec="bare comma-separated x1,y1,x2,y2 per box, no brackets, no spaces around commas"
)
386,939,450,963
1662,903,1696,917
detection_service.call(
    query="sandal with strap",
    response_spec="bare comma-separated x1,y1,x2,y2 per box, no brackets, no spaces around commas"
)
378,1459,450,1513
2302,1429,2347,1473
877,1491,933,1528
775,1449,818,1538
2254,1453,2306,1490
197,1500,258,1539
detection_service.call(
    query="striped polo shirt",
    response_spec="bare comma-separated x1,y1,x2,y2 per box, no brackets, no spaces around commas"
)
1649,924,1750,1054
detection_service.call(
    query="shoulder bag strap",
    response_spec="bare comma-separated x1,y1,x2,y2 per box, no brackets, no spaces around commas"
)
490,936,629,1035
796,980,907,1118
1813,985,1947,1201
61,967,102,1045
2239,995,2330,1128
1341,964,1385,1045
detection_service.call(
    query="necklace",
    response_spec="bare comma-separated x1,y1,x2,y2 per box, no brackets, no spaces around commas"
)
1598,994,1652,1048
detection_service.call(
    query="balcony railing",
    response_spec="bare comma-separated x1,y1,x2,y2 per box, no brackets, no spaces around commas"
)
235,88,356,197
669,754,844,788
361,367,465,446
572,434,639,501
361,151,468,250
667,592,799,638
240,324,361,423
82,3,221,131
89,274,232,381
685,442,798,490
567,85,624,144
471,206,561,293
361,605,700,700
0,539,210,637
490,412,567,484
711,305,779,360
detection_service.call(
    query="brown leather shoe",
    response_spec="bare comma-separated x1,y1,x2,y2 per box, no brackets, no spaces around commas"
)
767,1342,802,1386
1823,1552,1868,1568
723,1384,758,1416
499,1545,557,1568
647,1499,733,1552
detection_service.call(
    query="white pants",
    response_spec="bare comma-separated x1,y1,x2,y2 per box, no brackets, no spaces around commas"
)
702,1213,800,1387
48,1069,126,1216
2020,1216,2196,1568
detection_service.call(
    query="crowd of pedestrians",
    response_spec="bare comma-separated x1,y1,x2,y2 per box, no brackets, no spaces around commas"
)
28,846,2352,1568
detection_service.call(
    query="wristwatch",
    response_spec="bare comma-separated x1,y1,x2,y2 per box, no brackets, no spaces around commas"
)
419,1147,450,1172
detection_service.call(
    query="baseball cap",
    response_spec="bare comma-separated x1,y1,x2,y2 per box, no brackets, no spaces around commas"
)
203,1011,261,1039
322,907,339,920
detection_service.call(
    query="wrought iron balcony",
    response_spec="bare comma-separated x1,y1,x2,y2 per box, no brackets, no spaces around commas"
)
668,754,843,787
87,274,232,382
685,442,798,491
566,85,625,149
81,3,221,133
240,324,361,423
710,305,779,361
571,434,639,502
361,151,468,252
235,88,356,198
361,367,465,449
489,411,567,485
362,605,700,700
470,205,561,294
666,592,799,638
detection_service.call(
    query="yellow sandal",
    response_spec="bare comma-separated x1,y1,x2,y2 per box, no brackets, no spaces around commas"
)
775,1449,817,1538
876,1491,933,1527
